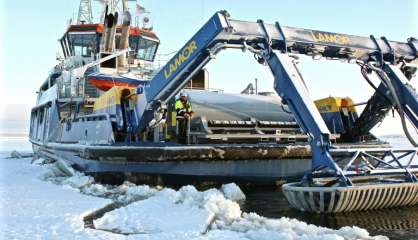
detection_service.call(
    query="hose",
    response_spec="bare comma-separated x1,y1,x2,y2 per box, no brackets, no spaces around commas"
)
281,104,292,114
368,63,418,147
358,62,392,104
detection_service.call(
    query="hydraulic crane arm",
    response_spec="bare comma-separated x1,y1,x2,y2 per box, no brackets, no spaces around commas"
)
143,11,418,106
135,11,418,181
137,11,418,129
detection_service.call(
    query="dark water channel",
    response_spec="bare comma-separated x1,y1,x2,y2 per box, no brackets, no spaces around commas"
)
241,187,418,240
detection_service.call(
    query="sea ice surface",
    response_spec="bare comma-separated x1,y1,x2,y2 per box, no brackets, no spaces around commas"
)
0,153,123,240
1,147,389,240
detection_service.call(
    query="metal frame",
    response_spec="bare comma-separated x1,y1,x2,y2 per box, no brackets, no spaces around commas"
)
332,148,418,180
263,52,418,185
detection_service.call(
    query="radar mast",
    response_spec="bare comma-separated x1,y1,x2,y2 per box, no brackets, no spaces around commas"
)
77,0,93,24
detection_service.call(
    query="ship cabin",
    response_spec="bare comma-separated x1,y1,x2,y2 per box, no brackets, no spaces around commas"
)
60,23,160,66
58,23,160,97
30,23,160,143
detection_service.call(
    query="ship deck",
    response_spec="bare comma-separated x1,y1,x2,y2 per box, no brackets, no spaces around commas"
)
30,140,390,183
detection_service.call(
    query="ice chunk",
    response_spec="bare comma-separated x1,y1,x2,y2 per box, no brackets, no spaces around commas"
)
83,183,111,197
94,189,214,235
125,184,157,198
176,185,242,224
212,212,388,240
178,185,207,206
39,164,68,180
63,174,94,189
117,184,158,202
31,157,48,165
334,226,373,239
55,159,76,176
94,185,245,236
9,150,33,159
221,183,246,201
203,192,242,225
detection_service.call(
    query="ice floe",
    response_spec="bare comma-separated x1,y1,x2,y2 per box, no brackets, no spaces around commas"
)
94,188,214,235
93,184,386,240
2,151,388,240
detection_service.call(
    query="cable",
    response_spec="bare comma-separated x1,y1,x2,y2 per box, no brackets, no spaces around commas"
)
368,64,418,147
358,62,392,104
157,50,178,56
281,104,292,114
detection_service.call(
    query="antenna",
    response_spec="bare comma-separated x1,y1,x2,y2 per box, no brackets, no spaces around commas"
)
77,0,93,24
78,0,140,25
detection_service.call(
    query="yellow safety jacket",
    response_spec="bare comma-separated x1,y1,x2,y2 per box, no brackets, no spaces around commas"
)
175,99,192,118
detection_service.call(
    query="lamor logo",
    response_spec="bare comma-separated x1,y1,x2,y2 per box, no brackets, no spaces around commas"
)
164,40,198,79
310,31,351,45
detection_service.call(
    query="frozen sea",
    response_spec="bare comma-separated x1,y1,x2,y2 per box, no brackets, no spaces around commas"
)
0,136,416,239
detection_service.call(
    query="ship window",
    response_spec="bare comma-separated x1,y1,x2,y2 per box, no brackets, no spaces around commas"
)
129,36,138,52
137,36,158,61
38,109,44,124
30,111,37,137
68,33,96,57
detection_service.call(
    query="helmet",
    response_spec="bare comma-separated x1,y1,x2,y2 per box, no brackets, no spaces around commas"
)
180,92,188,97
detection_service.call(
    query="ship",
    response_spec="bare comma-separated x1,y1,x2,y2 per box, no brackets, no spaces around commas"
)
30,0,412,187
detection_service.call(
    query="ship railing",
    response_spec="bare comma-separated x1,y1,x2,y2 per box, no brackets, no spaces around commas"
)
183,87,224,93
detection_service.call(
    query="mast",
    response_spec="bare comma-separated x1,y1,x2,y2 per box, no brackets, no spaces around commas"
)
77,0,93,24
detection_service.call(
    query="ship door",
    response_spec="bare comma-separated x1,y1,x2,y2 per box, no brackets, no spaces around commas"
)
36,108,44,141
121,89,132,129
30,110,38,140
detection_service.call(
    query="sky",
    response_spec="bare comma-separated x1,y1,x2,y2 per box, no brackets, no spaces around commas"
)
0,0,417,135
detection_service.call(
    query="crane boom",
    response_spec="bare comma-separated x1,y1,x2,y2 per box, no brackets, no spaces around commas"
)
133,11,418,183
143,11,417,106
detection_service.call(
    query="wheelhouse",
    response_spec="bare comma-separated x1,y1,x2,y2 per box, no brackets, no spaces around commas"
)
59,23,160,62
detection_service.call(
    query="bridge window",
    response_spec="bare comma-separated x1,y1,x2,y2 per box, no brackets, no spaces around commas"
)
136,36,158,61
68,33,96,57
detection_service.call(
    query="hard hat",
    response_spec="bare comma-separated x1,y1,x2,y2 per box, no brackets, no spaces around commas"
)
180,92,188,97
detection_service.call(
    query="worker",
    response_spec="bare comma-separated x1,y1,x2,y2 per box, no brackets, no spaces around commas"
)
175,92,194,144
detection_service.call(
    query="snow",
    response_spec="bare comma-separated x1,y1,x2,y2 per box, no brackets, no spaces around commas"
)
208,212,385,240
1,148,388,240
0,153,123,240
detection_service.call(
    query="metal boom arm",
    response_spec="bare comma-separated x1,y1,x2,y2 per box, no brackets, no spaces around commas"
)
135,11,418,182
143,11,418,106
137,11,418,129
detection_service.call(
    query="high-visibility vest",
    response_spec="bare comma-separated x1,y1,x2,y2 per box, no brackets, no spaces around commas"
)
175,99,192,118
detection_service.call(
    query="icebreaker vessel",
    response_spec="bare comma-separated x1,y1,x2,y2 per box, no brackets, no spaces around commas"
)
30,1,418,212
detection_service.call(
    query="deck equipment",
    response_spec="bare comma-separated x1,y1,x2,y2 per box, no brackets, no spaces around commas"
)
134,11,418,212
